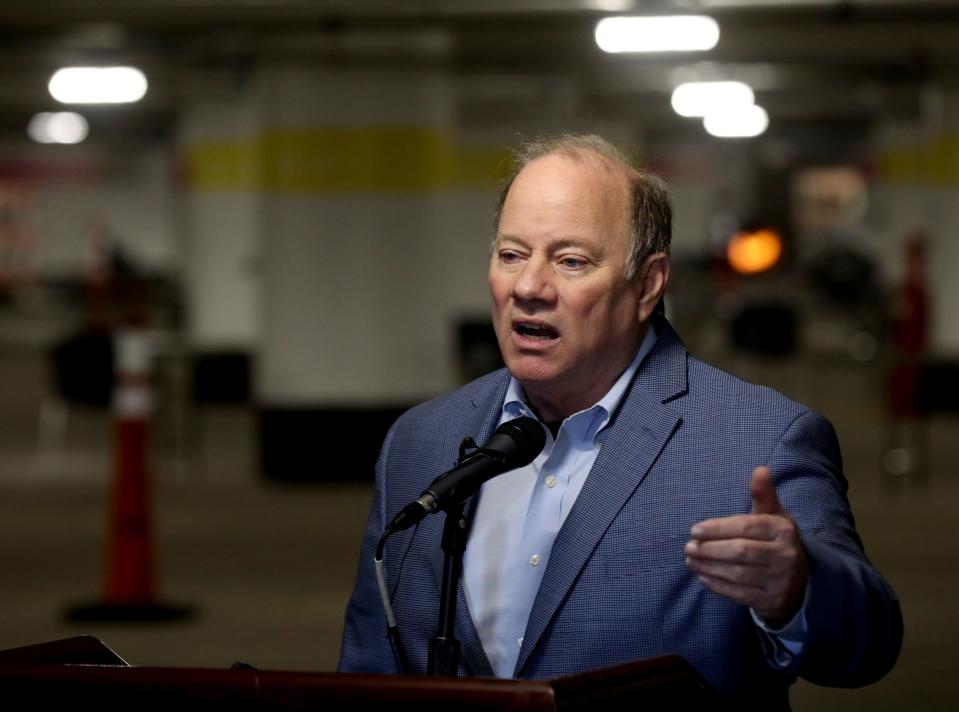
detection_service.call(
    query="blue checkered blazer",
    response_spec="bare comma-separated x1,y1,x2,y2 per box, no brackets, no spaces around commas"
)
338,318,902,706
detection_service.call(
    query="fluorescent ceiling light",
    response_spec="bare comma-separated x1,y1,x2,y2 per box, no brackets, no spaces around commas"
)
27,112,89,144
703,103,769,138
671,81,754,117
595,16,720,53
49,66,148,104
588,0,634,10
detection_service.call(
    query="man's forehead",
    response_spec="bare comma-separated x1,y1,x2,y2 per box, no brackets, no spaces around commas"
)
518,149,627,181
509,153,622,203
503,152,631,220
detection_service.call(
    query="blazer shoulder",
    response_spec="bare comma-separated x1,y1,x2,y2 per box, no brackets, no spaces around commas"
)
677,354,844,477
393,368,511,431
684,353,822,424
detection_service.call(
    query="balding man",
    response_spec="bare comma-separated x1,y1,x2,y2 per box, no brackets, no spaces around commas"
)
339,135,902,708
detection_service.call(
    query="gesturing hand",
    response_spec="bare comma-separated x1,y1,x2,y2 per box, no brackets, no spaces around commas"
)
684,466,807,626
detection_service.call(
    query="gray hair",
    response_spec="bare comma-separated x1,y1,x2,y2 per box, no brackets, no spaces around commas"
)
492,134,672,280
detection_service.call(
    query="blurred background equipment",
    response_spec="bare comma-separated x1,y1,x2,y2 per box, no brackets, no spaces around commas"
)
730,301,798,358
883,231,931,484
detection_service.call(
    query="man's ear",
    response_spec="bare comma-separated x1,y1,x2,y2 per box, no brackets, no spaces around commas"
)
636,252,670,322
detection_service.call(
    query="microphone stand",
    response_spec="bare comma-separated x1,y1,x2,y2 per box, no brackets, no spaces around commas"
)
427,500,468,676
427,435,479,677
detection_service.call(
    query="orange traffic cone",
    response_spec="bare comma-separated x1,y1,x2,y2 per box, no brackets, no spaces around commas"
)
67,328,189,622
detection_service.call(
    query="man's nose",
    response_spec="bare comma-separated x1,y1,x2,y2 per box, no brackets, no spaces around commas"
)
512,259,556,303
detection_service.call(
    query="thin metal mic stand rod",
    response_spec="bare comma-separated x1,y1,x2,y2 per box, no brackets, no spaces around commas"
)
427,501,468,676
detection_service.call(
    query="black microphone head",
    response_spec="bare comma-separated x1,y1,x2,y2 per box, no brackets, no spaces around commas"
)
486,416,546,468
416,415,547,514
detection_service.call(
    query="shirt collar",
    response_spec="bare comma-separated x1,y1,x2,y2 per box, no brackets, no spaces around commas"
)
502,324,658,428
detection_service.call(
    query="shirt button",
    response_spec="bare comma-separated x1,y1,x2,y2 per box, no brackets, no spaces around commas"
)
529,554,541,567
545,475,557,488
517,637,524,647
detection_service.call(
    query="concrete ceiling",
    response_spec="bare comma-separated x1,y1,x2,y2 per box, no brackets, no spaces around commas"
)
2,0,959,143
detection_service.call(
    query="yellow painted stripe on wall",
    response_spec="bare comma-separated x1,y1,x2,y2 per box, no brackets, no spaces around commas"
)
185,140,262,191
183,126,510,194
877,134,959,185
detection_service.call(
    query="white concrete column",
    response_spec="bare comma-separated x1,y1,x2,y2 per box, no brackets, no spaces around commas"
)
254,65,463,405
179,84,262,353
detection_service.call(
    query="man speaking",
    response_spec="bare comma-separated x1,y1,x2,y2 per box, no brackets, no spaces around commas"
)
338,134,902,707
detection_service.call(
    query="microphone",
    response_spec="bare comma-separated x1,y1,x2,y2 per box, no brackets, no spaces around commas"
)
384,416,545,536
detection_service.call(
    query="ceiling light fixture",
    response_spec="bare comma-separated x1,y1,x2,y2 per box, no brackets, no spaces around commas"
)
595,15,720,53
703,103,769,138
671,81,754,117
48,66,148,104
27,112,89,144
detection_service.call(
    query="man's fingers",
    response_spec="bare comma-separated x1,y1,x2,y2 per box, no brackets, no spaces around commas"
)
685,556,768,588
750,465,781,515
685,537,777,565
694,574,765,609
690,514,780,542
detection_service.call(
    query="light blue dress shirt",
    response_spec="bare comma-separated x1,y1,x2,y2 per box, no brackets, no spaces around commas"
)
462,326,807,677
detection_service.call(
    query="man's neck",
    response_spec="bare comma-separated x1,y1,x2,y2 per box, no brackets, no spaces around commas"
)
519,323,654,424
525,390,595,424
543,420,562,438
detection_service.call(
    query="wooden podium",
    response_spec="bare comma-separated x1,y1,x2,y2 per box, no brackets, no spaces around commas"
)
0,636,714,710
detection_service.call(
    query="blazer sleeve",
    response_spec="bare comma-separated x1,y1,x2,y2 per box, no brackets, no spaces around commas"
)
337,424,399,673
768,410,903,687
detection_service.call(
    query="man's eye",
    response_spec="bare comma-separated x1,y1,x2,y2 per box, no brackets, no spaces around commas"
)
500,251,521,263
560,257,586,269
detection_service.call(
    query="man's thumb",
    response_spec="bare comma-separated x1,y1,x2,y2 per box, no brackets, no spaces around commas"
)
751,466,781,515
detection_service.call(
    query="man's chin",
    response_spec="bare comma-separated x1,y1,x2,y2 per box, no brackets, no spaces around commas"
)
504,354,559,381
507,367,565,395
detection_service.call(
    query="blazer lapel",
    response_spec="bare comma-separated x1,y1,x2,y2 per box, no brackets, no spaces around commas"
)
515,321,688,675
427,370,510,677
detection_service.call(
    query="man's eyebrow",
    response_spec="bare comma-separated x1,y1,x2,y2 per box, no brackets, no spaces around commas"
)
496,234,596,251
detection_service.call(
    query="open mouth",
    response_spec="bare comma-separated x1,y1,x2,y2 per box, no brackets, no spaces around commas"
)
513,320,559,341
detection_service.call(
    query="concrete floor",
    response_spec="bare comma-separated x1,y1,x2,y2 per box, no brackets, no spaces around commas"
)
0,346,957,710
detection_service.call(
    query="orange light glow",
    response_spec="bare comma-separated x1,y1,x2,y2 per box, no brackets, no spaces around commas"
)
726,229,783,274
